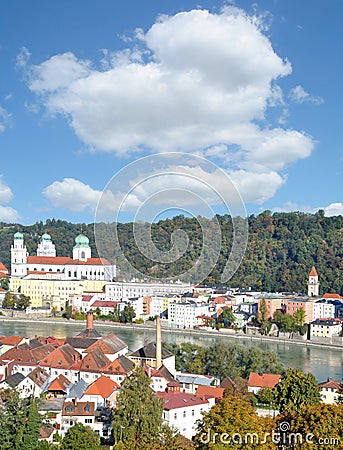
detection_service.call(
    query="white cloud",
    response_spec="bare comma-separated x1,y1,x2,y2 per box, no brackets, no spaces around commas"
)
25,7,316,206
43,177,140,214
0,205,19,222
0,176,19,222
272,202,343,217
0,175,13,203
0,105,12,133
289,85,323,105
319,203,343,217
16,46,31,68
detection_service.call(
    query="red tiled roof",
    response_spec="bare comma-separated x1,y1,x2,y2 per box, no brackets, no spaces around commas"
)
79,348,111,372
27,256,73,265
0,335,24,346
196,385,225,400
84,375,119,398
248,372,281,389
27,256,110,266
39,344,81,369
62,401,95,416
0,262,8,272
91,300,118,308
156,391,209,410
309,267,318,277
323,293,342,299
0,272,9,278
318,378,341,390
48,374,71,392
82,295,94,302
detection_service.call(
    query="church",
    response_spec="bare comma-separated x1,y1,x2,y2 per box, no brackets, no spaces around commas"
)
11,232,116,281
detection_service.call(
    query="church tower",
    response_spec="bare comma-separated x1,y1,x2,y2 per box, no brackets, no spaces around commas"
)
73,234,91,261
37,233,56,257
11,232,28,277
308,266,319,297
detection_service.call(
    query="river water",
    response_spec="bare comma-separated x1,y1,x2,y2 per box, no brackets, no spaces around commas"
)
0,319,342,383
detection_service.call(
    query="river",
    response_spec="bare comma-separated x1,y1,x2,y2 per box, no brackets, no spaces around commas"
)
0,319,342,383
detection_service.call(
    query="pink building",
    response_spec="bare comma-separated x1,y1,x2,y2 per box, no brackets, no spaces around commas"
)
258,297,285,320
284,298,315,323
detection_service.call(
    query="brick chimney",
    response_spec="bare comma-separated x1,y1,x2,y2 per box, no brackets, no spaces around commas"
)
86,311,94,330
156,315,162,368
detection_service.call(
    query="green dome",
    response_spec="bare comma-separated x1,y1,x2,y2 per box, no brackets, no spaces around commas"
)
14,232,24,240
74,234,90,247
42,233,51,241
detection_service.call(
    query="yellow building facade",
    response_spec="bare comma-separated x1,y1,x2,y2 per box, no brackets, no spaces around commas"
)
10,275,106,310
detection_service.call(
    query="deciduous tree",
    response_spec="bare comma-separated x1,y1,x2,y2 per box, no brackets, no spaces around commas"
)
275,368,321,413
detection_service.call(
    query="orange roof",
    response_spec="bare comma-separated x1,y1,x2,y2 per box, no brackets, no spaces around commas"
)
196,385,225,400
27,256,110,266
318,378,341,390
48,374,71,392
0,335,24,346
309,267,318,277
248,372,281,388
323,293,342,299
27,256,73,265
0,262,8,272
84,375,119,398
0,272,9,278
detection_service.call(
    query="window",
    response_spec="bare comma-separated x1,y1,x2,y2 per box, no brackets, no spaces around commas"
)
192,409,195,416
183,411,186,418
174,413,177,419
85,418,92,423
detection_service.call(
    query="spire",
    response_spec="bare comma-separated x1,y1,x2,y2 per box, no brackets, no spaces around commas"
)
309,266,318,277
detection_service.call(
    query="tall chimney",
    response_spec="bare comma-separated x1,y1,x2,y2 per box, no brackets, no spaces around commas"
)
156,315,162,368
86,311,94,330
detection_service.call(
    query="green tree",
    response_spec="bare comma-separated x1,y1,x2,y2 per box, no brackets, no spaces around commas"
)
293,307,306,326
0,390,42,450
220,307,236,327
276,404,343,449
0,277,9,290
60,423,100,450
275,368,321,413
111,366,164,449
256,387,277,406
193,392,275,449
16,293,31,310
119,304,136,323
23,398,41,449
257,298,269,335
2,292,16,309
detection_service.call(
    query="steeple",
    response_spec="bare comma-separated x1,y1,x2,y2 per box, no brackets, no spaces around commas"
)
37,233,56,257
72,234,91,261
11,232,28,277
308,266,319,297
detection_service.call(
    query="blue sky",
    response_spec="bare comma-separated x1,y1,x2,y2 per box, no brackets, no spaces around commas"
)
0,0,342,225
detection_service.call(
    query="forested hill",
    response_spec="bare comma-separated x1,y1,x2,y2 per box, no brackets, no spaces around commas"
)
0,211,342,295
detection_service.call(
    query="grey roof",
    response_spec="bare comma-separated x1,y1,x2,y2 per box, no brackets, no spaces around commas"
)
66,337,98,349
37,398,64,412
75,328,102,339
117,355,135,372
130,342,173,360
66,379,89,399
176,374,215,386
6,372,25,388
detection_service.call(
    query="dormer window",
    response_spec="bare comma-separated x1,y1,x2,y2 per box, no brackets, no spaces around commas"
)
84,404,91,413
66,405,74,413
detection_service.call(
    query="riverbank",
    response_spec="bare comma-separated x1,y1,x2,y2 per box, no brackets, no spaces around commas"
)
2,315,343,351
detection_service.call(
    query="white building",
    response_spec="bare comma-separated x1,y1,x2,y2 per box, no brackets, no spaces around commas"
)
105,281,191,302
318,378,341,404
168,301,210,329
11,232,116,281
310,318,342,338
157,383,214,440
313,301,335,320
